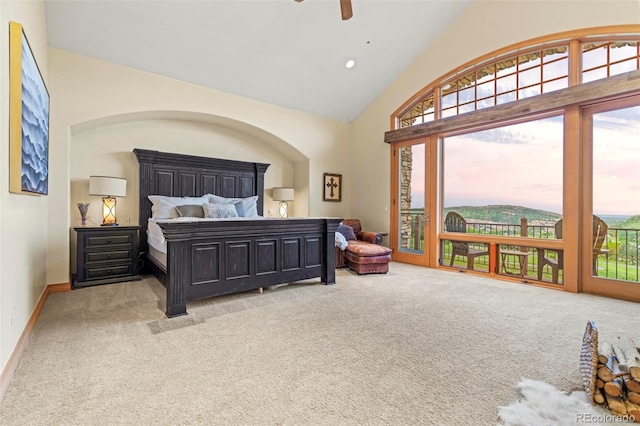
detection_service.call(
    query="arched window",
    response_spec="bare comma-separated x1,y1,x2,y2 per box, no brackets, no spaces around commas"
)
395,32,640,129
582,41,639,82
387,27,640,300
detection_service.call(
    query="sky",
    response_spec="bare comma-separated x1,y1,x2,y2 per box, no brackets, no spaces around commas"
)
405,107,640,217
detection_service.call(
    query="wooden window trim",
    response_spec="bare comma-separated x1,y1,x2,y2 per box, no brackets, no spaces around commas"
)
385,69,640,144
391,25,640,131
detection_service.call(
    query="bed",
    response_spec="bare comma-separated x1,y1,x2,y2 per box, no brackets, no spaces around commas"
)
134,149,341,318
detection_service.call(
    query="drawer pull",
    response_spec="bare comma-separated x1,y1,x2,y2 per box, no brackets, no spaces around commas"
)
107,239,112,243
107,270,111,274
107,254,111,258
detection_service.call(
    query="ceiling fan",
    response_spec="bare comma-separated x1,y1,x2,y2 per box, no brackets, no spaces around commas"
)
294,0,353,21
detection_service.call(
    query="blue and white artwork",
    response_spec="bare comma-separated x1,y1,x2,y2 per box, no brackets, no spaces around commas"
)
20,32,49,195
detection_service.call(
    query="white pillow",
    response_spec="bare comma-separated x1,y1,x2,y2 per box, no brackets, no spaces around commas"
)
148,195,209,219
208,194,259,217
202,203,239,219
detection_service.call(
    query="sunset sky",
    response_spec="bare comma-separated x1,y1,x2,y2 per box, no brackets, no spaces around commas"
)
406,106,640,217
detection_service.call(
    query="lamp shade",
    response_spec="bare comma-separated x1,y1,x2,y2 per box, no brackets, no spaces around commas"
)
272,187,294,201
89,176,127,197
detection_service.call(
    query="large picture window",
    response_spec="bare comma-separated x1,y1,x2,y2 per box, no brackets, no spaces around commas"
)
443,115,564,239
390,26,640,299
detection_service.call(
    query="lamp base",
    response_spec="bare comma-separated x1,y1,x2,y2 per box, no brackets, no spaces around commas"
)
279,201,289,218
101,196,119,226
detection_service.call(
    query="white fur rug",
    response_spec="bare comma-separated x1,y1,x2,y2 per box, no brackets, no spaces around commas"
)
498,379,633,425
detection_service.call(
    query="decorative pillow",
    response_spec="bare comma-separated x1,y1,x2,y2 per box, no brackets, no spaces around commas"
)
202,203,239,219
208,194,259,217
148,195,209,219
337,224,356,241
175,204,205,218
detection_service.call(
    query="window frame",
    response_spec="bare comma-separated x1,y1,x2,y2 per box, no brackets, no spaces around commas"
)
392,27,640,131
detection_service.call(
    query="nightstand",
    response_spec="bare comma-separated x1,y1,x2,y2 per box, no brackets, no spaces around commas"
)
74,225,140,288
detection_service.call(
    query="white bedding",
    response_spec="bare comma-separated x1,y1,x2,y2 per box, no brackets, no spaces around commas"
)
147,217,268,254
147,217,347,256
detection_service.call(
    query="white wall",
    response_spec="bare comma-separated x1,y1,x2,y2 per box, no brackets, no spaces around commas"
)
351,0,640,236
48,49,354,284
0,0,49,379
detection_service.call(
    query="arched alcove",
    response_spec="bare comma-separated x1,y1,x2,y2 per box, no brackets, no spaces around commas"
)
68,111,310,272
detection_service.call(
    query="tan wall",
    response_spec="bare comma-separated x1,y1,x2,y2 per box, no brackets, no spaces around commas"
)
0,1,49,378
48,49,353,284
68,117,301,273
351,0,640,236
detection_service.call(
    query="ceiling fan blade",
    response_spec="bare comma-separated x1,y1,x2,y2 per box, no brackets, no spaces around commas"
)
340,0,353,20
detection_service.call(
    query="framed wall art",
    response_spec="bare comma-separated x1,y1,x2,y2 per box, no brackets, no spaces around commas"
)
323,173,342,202
9,21,50,195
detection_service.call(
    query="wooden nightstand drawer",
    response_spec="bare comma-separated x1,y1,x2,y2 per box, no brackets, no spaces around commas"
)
85,264,133,280
86,233,132,247
86,248,132,263
74,225,141,288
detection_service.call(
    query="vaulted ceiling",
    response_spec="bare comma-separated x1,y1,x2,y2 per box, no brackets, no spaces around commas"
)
44,0,471,123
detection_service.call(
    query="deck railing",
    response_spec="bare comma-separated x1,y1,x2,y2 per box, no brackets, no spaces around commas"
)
601,227,639,282
400,210,639,283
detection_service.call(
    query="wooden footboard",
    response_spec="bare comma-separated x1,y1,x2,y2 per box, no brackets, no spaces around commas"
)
159,218,341,317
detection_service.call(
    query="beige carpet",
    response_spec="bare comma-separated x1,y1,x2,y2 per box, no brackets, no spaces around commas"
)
1,262,639,425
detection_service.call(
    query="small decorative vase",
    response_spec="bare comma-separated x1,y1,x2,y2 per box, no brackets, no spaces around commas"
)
78,202,90,226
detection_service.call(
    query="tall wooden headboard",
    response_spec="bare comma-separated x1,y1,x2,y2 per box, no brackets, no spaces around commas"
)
133,149,270,253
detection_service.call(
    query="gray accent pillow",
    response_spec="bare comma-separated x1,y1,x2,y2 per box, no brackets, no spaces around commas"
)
337,224,356,241
202,203,239,219
175,204,205,218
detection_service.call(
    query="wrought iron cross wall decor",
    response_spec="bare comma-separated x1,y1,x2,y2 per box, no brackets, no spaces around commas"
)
323,173,342,202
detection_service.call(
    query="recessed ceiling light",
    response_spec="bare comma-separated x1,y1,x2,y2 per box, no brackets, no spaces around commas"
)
345,59,355,69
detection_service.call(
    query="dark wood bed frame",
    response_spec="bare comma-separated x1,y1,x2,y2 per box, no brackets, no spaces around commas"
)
134,149,340,318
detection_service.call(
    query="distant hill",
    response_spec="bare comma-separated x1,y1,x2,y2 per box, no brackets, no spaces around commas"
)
444,205,562,226
615,214,640,229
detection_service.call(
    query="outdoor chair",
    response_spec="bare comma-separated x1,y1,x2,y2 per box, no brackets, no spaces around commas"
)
444,211,488,270
537,219,564,283
537,215,609,283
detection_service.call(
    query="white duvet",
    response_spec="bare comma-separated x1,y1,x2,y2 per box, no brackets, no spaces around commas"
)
147,217,267,254
147,217,347,254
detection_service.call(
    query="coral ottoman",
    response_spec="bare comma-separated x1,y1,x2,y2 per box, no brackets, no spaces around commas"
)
344,241,392,275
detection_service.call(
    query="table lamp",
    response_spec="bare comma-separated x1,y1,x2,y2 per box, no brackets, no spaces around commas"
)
272,187,294,218
89,176,127,226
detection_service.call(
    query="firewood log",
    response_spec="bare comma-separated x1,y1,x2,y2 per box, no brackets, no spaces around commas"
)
627,379,640,393
614,336,640,381
604,377,624,397
624,400,640,423
605,392,628,415
599,341,613,364
596,378,606,389
598,366,615,382
629,391,640,405
594,387,605,404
